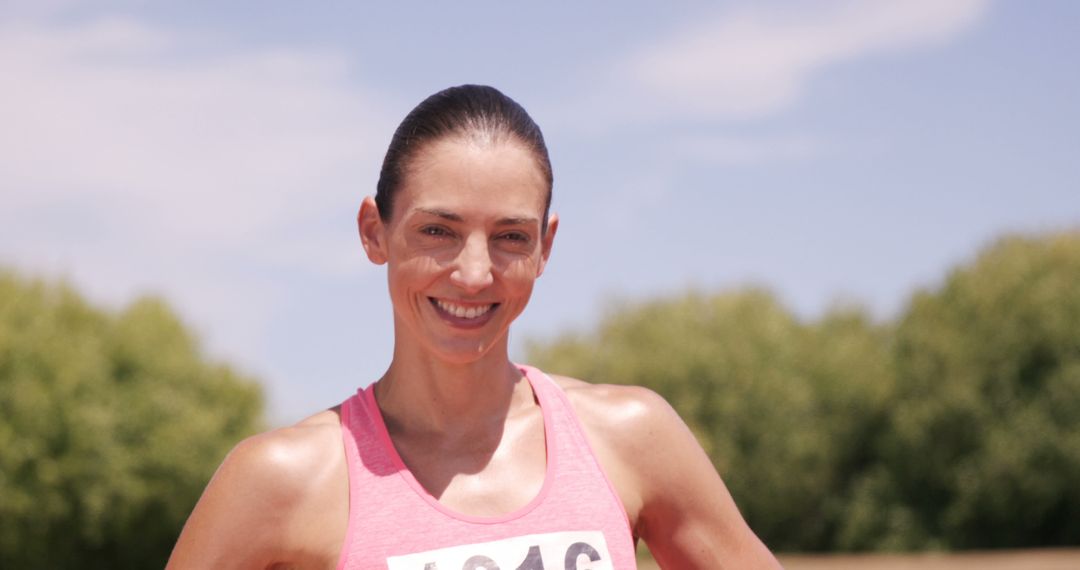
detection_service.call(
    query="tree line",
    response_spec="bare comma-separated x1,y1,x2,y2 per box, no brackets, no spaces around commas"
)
528,230,1080,552
0,272,263,568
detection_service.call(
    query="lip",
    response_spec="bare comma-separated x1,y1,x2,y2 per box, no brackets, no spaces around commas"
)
428,297,499,329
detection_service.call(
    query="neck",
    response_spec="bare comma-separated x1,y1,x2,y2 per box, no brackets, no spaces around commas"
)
374,333,532,437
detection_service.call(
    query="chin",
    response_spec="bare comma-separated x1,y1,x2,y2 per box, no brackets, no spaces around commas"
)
424,331,508,364
430,345,495,365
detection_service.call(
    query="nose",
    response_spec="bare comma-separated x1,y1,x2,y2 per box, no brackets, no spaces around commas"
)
449,233,494,293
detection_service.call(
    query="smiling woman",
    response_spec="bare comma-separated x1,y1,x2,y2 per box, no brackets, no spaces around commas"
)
166,85,781,569
370,138,554,364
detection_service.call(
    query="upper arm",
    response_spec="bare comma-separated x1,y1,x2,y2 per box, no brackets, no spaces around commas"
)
629,389,780,569
166,418,347,570
166,434,294,569
562,380,781,570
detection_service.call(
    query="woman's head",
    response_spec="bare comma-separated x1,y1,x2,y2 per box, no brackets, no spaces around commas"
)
375,85,553,232
358,85,558,363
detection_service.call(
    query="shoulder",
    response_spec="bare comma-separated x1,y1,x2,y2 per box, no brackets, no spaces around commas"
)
224,408,345,500
548,373,673,436
546,374,782,568
548,374,686,455
167,408,347,568
545,375,693,523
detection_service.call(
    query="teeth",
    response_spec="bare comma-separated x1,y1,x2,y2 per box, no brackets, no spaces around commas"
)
435,299,493,319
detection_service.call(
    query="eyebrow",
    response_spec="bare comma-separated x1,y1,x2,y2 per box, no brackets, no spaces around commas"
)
415,208,463,222
413,208,539,227
494,216,540,227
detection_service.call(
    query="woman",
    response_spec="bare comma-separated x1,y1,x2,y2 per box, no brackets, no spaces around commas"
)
168,85,781,569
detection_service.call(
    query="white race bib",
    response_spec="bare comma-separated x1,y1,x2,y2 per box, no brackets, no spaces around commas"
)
386,530,614,570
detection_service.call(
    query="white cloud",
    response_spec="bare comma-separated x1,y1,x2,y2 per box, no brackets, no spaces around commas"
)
1,17,383,242
621,0,989,120
0,16,389,371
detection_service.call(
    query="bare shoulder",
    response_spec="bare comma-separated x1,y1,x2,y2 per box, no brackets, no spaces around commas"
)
548,375,781,569
243,408,343,476
548,374,685,453
549,375,709,503
167,407,348,568
546,375,690,528
219,407,344,502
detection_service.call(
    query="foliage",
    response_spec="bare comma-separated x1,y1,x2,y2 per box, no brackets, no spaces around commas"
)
528,230,1080,552
0,271,264,569
855,232,1080,550
529,289,894,551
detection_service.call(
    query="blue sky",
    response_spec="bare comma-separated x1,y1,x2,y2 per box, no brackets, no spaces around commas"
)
2,0,1078,424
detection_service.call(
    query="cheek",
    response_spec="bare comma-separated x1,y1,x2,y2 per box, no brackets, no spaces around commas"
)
500,256,542,292
388,255,444,295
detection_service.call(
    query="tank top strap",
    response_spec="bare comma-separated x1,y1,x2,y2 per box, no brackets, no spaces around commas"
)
517,364,605,472
517,364,631,519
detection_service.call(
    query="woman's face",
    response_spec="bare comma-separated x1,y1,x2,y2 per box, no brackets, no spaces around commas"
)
361,137,557,364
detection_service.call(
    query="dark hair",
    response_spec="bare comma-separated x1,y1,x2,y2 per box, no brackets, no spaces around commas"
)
375,85,553,230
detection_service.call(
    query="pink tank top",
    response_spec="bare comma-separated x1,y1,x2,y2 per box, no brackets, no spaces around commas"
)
336,364,638,569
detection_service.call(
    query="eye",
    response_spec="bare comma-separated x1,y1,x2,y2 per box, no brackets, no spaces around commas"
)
420,225,452,238
497,231,531,243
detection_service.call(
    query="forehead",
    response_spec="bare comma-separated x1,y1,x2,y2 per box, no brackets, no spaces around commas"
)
395,138,549,221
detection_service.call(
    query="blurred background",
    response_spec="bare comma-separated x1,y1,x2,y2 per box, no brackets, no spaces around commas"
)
2,0,1078,567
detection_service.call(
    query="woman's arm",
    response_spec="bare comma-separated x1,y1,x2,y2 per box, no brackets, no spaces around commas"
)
630,389,780,569
167,416,347,569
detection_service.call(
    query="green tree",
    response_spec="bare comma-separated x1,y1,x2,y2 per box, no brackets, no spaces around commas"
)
528,289,894,551
0,270,264,569
854,231,1080,550
527,229,1080,552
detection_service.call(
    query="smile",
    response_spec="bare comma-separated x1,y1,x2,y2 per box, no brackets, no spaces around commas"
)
431,298,498,320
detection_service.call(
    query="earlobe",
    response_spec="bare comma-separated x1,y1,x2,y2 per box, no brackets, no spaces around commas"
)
537,212,559,277
358,196,388,265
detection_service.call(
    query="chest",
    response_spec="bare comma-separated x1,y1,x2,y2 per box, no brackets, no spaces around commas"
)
391,407,548,518
335,381,641,569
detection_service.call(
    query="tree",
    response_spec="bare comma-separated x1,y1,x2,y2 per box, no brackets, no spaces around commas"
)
527,229,1080,552
528,289,895,551
858,231,1080,550
0,270,264,568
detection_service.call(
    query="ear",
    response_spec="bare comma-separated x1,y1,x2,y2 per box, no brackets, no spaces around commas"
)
536,212,559,278
358,196,388,265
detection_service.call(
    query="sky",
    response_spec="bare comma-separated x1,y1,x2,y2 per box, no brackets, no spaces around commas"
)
2,0,1078,424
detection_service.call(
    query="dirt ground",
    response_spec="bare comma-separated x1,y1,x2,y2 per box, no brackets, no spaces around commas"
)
636,549,1080,569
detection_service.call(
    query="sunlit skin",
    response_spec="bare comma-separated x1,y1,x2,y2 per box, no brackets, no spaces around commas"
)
373,137,555,370
166,137,782,569
360,138,559,517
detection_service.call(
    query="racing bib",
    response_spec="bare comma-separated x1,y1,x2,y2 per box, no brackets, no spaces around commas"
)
385,530,613,570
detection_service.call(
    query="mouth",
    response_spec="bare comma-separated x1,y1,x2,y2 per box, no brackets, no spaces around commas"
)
429,297,499,328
